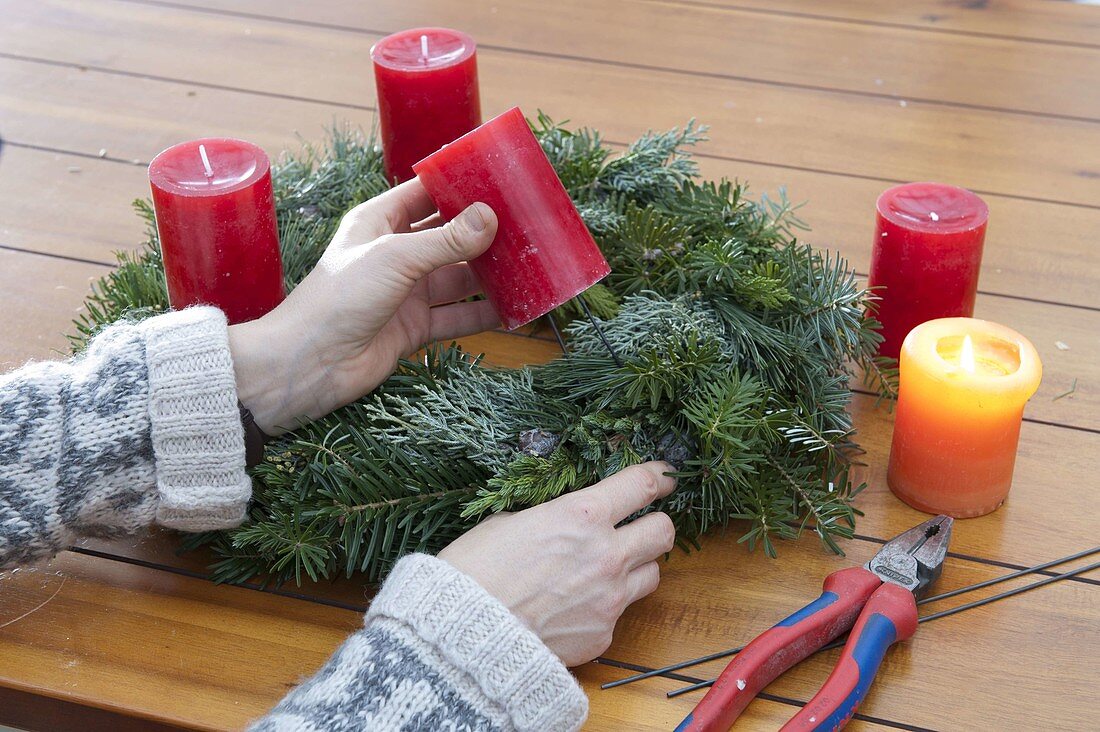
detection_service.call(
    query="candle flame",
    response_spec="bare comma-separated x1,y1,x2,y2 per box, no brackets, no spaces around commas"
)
960,334,976,373
198,144,214,179
420,34,429,60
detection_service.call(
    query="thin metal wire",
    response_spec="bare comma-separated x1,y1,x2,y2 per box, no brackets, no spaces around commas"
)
546,315,568,354
599,646,744,690
917,559,1100,624
601,545,1100,691
665,558,1100,699
577,293,623,367
918,546,1099,606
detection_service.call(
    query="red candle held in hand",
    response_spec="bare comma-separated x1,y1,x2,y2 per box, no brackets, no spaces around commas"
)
371,27,481,183
149,138,285,325
867,182,988,360
413,107,611,331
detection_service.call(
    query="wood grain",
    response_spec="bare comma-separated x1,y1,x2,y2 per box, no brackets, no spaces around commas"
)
0,249,105,369
679,0,1100,47
163,0,1100,119
0,145,146,264
598,531,1100,732
0,553,360,731
3,0,1099,206
0,551,908,731
0,684,192,732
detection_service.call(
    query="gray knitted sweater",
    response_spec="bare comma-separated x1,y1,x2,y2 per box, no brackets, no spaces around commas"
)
0,307,587,731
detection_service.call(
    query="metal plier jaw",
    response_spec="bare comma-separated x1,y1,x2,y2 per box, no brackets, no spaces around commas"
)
865,515,953,597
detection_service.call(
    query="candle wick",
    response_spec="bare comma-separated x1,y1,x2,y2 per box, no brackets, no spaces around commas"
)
420,34,429,62
198,144,214,179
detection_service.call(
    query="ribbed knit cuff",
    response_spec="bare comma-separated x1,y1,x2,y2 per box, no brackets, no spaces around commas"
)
141,307,252,530
368,554,589,732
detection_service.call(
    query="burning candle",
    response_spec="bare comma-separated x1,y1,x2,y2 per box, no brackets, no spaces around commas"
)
371,27,481,183
888,318,1041,518
413,107,611,331
868,182,989,361
149,138,284,325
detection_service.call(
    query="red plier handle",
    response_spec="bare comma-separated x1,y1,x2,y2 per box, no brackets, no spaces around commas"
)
674,567,882,732
781,583,917,731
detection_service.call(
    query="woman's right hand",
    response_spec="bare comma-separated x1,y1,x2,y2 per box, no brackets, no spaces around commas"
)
438,462,677,667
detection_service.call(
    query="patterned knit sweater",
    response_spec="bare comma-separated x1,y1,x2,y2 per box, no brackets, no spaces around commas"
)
0,307,587,731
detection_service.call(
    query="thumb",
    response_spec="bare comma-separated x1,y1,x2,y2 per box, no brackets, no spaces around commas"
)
386,202,497,280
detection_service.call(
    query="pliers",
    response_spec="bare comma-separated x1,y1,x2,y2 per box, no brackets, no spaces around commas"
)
675,515,953,732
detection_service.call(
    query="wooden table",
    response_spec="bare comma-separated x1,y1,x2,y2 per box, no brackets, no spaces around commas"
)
2,1,1098,730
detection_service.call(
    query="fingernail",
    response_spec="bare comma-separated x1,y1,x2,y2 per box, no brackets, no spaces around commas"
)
461,202,490,232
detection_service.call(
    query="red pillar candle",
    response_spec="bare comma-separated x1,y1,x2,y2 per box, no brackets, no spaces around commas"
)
149,138,285,325
867,182,988,360
371,27,481,183
413,107,611,330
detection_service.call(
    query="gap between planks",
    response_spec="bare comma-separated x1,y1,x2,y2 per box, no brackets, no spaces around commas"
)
107,0,1100,126
4,52,1099,214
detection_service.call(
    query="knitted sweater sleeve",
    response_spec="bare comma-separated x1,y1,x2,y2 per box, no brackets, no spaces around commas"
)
0,307,251,567
250,553,589,732
1,307,588,730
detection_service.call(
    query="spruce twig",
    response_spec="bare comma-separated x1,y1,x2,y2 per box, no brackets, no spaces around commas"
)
72,117,888,586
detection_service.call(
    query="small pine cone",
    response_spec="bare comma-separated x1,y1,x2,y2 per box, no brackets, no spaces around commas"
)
657,430,693,470
519,429,560,458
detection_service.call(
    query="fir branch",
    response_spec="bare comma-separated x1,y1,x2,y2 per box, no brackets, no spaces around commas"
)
532,111,611,195
599,120,707,202
463,449,580,517
71,118,889,585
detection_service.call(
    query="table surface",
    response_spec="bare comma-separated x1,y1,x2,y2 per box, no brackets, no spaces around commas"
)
1,1,1098,730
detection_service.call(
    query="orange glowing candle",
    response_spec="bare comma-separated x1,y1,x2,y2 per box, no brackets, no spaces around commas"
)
887,318,1042,518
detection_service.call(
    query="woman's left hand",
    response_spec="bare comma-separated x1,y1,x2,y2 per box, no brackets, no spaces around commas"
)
228,179,499,434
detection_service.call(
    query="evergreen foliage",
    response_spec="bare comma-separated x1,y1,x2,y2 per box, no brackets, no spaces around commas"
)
76,117,891,585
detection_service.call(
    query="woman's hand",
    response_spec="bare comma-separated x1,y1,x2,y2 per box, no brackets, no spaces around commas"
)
228,179,499,434
439,462,678,667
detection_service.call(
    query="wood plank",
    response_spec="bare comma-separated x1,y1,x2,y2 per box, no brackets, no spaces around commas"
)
0,683,193,732
0,553,360,731
686,0,1100,48
600,531,1100,732
3,0,1099,207
0,146,146,264
0,58,364,180
5,57,1100,313
0,249,105,369
0,551,905,731
166,0,1100,120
